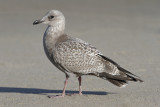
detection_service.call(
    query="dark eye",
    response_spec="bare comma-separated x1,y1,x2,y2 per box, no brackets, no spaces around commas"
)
48,15,54,19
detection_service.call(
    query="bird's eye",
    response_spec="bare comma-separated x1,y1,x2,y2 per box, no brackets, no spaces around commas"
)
48,15,54,19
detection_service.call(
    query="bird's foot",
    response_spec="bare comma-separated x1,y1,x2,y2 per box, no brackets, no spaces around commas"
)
48,95,65,98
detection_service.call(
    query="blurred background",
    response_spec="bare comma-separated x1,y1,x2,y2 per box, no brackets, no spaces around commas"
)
0,0,160,107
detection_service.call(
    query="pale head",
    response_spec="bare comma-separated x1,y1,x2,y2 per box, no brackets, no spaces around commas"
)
33,10,65,27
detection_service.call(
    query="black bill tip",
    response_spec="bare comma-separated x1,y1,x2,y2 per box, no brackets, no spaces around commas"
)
33,20,42,25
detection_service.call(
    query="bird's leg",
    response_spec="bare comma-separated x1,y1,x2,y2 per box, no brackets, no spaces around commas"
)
67,76,82,96
61,75,69,96
78,76,82,95
48,75,69,98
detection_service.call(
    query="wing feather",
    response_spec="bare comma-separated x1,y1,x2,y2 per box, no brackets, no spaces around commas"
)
53,38,105,75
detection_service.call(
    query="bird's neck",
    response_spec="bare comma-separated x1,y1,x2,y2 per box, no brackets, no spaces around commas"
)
46,23,65,35
43,22,65,57
44,24,65,45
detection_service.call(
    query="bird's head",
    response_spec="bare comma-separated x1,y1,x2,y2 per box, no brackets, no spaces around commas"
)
33,10,65,27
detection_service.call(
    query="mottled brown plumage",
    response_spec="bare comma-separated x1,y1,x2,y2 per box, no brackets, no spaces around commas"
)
33,10,143,98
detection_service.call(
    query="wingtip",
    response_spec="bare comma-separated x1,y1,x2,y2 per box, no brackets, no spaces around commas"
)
139,79,144,83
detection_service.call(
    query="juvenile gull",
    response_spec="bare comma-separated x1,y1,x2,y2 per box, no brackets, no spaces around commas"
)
33,10,143,98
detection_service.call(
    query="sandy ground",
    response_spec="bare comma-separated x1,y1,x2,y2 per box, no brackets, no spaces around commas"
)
0,0,160,107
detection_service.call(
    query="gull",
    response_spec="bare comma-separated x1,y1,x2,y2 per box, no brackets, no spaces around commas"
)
33,10,143,98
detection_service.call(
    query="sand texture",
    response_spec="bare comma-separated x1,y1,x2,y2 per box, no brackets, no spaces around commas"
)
0,0,160,107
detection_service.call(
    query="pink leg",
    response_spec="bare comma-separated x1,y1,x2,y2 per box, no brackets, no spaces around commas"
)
78,76,82,95
67,76,82,96
48,75,69,98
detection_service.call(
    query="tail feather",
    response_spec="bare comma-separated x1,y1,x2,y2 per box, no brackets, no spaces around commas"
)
98,67,143,87
118,66,144,82
99,72,136,81
108,79,128,88
97,54,143,87
118,66,141,79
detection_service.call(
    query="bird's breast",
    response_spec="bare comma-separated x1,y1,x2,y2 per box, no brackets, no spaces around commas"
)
43,33,56,63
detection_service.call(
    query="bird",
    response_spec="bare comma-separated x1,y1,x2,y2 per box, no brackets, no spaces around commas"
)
33,10,143,98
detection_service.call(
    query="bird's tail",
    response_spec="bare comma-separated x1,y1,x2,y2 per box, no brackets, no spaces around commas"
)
118,66,143,82
98,66,143,88
107,79,128,88
97,54,143,87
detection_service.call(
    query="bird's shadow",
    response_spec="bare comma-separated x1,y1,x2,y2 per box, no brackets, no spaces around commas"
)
0,87,116,96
